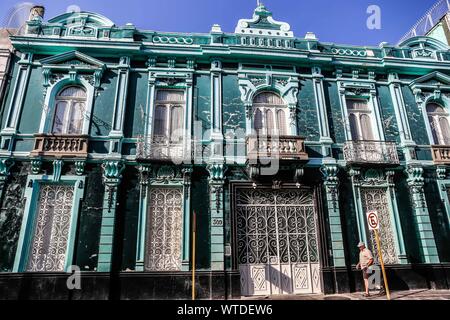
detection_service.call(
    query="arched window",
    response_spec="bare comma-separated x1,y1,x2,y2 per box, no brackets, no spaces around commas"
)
427,102,450,145
253,92,287,136
52,86,86,134
152,90,185,142
346,98,375,141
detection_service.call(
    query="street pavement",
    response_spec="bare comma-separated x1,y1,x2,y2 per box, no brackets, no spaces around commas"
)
241,289,450,300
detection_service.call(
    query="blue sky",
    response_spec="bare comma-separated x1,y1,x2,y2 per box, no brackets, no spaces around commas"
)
0,0,441,45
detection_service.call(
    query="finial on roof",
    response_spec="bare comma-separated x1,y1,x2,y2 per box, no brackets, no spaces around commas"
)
235,2,293,37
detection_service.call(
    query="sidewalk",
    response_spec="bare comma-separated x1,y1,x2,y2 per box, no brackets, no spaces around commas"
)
241,289,450,300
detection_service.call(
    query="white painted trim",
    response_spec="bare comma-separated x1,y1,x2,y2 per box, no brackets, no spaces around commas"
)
39,76,95,135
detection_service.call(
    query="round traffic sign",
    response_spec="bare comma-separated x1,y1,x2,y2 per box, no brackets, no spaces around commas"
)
367,211,379,230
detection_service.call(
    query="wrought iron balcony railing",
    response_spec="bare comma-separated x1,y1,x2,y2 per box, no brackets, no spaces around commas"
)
343,140,399,165
431,145,450,164
136,135,187,162
247,135,308,162
30,134,89,158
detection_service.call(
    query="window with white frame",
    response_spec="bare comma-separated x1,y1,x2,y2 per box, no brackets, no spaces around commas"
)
153,90,185,144
253,92,287,136
52,86,86,135
426,102,450,145
346,98,375,141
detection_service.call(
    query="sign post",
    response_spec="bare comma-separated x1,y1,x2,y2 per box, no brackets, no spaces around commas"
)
366,211,391,300
192,211,197,300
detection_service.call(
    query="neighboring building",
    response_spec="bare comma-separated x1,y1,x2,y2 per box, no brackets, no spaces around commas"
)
0,3,449,299
399,0,450,45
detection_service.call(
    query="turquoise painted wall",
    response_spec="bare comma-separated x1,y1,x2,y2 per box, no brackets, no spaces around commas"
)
119,168,140,271
124,71,148,138
193,74,211,140
324,81,346,144
90,70,117,137
75,166,103,271
191,170,211,270
377,85,400,143
222,74,245,135
298,78,320,141
18,67,43,134
402,86,430,145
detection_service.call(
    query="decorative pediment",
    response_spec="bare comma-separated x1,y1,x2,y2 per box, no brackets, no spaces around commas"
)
398,36,448,61
40,51,106,69
399,36,448,51
235,3,293,38
409,72,450,107
40,51,106,88
48,11,114,27
410,71,450,89
48,12,115,38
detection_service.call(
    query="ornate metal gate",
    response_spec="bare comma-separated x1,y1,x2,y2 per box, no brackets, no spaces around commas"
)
27,184,74,272
145,187,183,271
236,188,321,296
360,187,399,264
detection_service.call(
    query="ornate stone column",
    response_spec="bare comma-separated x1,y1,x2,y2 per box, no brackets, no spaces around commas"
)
0,53,33,154
98,160,125,272
320,164,345,267
389,73,416,162
207,163,226,270
210,59,224,162
109,56,130,156
135,164,150,271
181,166,193,270
313,67,333,156
406,165,440,263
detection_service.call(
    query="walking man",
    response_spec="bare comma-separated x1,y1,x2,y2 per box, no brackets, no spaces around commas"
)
356,242,374,297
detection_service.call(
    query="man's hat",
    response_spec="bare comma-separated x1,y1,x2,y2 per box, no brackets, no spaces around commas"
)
357,242,365,248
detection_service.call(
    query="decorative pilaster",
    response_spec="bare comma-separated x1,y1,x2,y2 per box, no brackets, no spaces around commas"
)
109,56,130,155
210,59,224,161
184,74,194,163
207,163,226,270
389,73,416,162
98,160,125,272
436,167,450,230
181,166,193,270
312,67,333,155
320,164,345,267
135,164,150,271
1,53,33,153
385,170,408,263
349,168,368,244
405,165,440,263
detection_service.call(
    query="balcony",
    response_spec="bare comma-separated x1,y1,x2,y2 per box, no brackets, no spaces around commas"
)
136,136,186,162
247,135,308,162
343,140,399,166
431,145,450,164
30,134,88,158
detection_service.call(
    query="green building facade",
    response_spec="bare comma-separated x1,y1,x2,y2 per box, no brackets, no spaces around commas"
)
0,4,449,299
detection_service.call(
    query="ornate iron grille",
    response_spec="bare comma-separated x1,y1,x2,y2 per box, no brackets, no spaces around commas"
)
343,141,399,165
145,187,183,271
360,187,399,265
27,184,74,272
236,188,320,295
136,136,185,161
